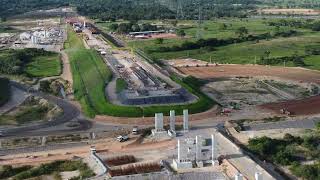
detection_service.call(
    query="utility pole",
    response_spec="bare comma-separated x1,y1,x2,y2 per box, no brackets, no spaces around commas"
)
196,0,203,39
176,0,184,20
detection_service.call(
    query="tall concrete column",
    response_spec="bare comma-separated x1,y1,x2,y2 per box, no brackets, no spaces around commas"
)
255,172,263,180
155,113,164,131
196,136,200,161
211,134,215,161
177,139,181,162
41,136,47,146
183,109,189,131
91,132,96,140
170,110,175,131
235,173,243,180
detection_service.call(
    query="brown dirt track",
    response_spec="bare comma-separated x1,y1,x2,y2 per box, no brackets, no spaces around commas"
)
177,65,320,84
176,64,320,115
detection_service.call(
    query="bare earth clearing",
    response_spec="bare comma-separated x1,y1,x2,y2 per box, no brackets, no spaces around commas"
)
176,64,320,84
0,137,175,166
258,8,320,15
176,64,320,115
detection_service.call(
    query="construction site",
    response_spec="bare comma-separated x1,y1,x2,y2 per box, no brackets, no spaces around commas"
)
202,77,310,111
108,50,196,105
170,60,320,116
66,19,197,106
0,18,65,52
0,109,274,180
1,5,320,178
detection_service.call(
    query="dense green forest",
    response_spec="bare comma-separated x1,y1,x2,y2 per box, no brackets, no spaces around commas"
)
2,0,319,21
0,0,69,19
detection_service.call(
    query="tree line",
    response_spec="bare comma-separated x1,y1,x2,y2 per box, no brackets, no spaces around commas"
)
146,28,298,53
108,22,159,34
2,0,320,20
267,19,320,32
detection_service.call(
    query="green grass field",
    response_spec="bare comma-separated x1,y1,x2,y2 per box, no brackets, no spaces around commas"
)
127,18,285,50
305,55,320,70
65,26,215,117
147,32,320,65
65,26,142,117
124,18,320,70
25,54,61,77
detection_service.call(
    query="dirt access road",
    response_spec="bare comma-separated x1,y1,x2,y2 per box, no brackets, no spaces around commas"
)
60,51,73,86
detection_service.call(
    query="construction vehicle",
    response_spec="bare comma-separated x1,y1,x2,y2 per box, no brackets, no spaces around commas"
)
280,108,292,115
220,108,232,116
116,135,129,142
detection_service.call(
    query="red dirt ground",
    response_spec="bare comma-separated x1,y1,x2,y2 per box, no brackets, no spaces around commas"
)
260,95,320,115
177,64,320,84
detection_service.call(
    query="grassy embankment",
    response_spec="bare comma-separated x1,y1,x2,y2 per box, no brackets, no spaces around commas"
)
126,18,320,70
64,26,215,117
